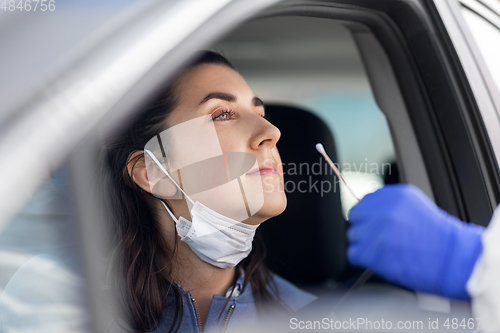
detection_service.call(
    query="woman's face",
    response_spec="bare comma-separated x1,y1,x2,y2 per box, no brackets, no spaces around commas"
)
165,64,286,224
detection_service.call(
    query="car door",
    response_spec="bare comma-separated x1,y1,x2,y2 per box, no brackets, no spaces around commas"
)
1,0,499,332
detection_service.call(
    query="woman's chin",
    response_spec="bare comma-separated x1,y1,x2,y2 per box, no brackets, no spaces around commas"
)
243,193,287,225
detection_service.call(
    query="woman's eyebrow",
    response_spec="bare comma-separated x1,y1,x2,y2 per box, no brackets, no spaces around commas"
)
199,92,236,105
253,97,264,107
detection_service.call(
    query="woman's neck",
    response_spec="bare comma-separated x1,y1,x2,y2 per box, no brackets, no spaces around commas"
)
155,199,237,324
157,199,236,293
171,242,237,296
171,249,236,328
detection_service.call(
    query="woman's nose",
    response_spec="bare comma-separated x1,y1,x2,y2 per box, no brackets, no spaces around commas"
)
249,114,281,150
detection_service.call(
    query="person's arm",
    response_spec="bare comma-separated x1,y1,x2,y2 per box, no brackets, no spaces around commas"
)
347,184,484,300
467,205,500,332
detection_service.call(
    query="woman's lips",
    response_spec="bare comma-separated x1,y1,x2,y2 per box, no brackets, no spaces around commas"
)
246,166,279,176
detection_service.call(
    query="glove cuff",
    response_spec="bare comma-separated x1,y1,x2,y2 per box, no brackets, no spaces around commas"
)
441,219,484,300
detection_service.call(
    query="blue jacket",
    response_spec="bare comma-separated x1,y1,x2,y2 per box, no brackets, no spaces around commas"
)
152,272,317,333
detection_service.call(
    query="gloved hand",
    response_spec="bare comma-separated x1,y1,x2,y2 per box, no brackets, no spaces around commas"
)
347,184,484,300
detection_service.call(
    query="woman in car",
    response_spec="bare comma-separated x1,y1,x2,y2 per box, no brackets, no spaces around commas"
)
102,51,316,333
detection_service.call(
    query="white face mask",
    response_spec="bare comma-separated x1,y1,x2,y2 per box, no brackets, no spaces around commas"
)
145,149,258,269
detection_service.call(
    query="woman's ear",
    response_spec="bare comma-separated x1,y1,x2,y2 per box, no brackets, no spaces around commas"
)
127,151,178,197
127,151,152,193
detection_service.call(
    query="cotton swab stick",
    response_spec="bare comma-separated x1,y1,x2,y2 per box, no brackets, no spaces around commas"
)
315,143,360,202
316,143,372,305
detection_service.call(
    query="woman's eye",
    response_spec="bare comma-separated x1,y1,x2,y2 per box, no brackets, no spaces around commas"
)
213,109,235,121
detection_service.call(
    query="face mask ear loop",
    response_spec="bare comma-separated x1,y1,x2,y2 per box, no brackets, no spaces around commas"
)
159,200,179,224
144,149,195,206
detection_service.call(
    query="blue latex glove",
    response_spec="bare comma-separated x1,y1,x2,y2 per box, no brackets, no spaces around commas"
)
347,184,485,300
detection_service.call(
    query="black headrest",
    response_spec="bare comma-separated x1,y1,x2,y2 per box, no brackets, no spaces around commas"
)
258,104,347,287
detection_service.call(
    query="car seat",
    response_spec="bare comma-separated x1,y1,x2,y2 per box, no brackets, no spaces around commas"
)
258,104,348,289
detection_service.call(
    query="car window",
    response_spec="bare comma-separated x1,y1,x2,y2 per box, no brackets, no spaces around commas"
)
214,16,396,217
0,165,91,332
461,3,500,94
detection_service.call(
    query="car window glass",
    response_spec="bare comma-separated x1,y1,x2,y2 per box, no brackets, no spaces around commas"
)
215,16,396,217
461,6,500,93
0,165,91,333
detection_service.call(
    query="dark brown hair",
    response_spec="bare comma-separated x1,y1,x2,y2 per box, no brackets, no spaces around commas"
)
102,51,282,332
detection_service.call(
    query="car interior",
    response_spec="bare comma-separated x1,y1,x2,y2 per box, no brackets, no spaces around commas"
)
1,0,500,331
206,10,496,323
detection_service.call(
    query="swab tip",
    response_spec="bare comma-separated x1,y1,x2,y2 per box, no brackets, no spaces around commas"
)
315,143,325,154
